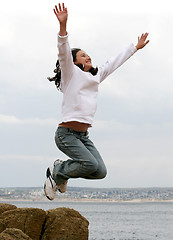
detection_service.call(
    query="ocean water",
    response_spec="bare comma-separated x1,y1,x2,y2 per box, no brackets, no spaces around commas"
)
1,201,173,240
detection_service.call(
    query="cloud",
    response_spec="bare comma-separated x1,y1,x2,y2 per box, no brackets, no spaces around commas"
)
0,114,57,126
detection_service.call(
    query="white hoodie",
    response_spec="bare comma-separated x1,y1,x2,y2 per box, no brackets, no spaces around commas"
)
58,34,137,126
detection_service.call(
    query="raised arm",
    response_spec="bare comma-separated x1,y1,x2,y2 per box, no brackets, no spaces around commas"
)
99,33,150,82
54,3,68,36
53,3,74,86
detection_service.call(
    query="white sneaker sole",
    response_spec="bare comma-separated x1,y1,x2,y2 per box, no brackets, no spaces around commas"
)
44,167,58,200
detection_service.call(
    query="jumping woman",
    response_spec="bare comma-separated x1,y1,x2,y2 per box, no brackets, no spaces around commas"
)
44,3,149,200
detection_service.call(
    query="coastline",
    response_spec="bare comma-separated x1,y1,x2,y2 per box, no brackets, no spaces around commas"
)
1,186,173,204
1,197,173,204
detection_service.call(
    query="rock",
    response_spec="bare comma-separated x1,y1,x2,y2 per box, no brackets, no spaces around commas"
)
0,203,17,216
0,228,32,240
0,203,16,234
0,219,6,233
41,207,89,240
0,203,89,240
0,208,46,240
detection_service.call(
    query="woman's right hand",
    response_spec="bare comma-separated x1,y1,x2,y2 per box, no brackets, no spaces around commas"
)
54,3,68,36
54,3,68,24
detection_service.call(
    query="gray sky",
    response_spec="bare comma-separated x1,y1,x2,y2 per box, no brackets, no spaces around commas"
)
0,0,173,188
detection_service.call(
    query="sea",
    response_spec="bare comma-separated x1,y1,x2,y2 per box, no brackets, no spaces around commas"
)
1,200,173,240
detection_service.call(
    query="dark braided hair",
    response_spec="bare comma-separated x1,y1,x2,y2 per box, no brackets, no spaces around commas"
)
47,48,98,90
47,59,61,89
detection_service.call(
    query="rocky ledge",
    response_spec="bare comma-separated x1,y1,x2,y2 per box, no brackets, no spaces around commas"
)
0,203,89,240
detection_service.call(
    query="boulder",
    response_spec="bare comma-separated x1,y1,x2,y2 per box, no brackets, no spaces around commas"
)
0,208,46,240
42,207,89,240
0,203,89,240
0,203,17,216
0,228,32,240
0,203,16,234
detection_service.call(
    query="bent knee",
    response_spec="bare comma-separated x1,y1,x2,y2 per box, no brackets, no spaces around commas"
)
100,168,107,179
90,160,99,173
96,167,107,179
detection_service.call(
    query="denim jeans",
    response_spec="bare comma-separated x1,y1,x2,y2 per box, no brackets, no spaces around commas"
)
53,127,107,185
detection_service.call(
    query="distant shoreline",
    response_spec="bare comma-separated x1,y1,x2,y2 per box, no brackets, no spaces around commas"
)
1,198,173,204
1,186,173,204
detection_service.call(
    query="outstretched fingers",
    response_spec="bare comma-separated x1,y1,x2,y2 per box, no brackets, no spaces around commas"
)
54,3,65,13
142,32,149,41
53,3,67,20
53,4,60,15
136,32,149,50
53,2,68,27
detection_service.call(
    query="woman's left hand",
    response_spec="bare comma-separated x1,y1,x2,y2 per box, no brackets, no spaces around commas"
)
136,33,149,50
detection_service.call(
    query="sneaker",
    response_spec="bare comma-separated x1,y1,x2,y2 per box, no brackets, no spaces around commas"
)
53,159,68,193
58,180,68,193
44,166,58,200
54,159,63,167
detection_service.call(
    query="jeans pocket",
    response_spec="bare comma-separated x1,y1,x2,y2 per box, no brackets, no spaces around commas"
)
55,132,76,149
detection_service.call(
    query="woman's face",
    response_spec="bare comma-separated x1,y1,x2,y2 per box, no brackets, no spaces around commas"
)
74,50,93,72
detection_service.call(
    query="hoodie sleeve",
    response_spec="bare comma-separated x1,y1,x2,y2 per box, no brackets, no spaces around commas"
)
58,34,74,84
99,43,137,82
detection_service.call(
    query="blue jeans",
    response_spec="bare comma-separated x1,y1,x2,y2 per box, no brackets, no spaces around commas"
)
53,127,107,185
